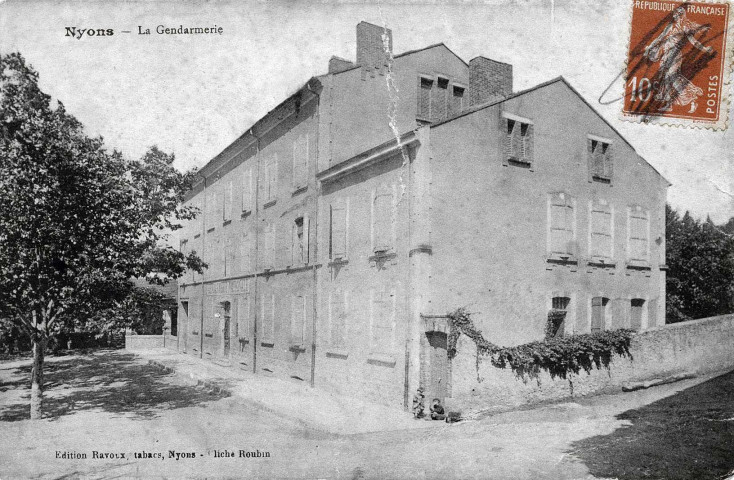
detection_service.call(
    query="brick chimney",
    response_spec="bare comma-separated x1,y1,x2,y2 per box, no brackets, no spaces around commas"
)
356,21,392,69
468,56,513,106
328,56,355,74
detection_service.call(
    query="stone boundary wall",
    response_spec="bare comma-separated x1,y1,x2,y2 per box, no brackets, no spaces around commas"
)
449,314,734,415
125,334,164,351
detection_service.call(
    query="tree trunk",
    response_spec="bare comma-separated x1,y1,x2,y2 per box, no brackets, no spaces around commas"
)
30,336,46,420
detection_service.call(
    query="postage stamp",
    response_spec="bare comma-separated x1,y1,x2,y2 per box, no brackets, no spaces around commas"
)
622,0,732,129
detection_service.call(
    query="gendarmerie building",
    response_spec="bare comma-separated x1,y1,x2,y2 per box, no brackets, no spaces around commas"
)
172,22,668,410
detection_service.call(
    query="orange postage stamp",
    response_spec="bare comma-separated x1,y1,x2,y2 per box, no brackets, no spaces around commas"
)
623,0,732,129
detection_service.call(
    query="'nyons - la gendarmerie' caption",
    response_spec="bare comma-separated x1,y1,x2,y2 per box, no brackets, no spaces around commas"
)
64,25,224,39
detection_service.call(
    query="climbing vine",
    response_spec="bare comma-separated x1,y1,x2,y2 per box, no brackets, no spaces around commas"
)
447,308,634,383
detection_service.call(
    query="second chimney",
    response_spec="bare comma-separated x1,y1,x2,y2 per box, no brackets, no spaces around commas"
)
468,56,513,106
356,21,392,69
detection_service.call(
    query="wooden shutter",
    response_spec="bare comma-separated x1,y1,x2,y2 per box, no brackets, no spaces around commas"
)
330,290,346,346
591,203,612,259
331,204,347,259
604,144,614,180
373,191,393,253
291,295,305,344
303,215,310,265
240,233,251,273
242,168,252,212
591,297,605,332
418,77,432,119
550,194,573,255
630,208,648,261
521,123,533,164
238,296,248,340
223,181,233,221
587,139,595,182
292,135,309,189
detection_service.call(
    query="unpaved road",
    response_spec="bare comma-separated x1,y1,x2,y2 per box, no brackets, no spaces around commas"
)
0,350,731,479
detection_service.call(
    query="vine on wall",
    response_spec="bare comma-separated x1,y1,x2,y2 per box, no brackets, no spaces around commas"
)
447,307,634,383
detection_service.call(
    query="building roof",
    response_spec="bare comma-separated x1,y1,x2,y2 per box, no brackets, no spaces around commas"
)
192,41,469,183
430,76,672,186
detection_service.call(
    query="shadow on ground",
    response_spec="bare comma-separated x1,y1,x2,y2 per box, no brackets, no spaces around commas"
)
570,370,734,480
0,351,228,422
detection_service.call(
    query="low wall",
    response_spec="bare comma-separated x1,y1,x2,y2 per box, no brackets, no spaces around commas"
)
449,314,734,415
125,334,164,351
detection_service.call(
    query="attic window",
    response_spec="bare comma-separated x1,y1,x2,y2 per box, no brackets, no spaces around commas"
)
502,114,534,167
588,136,613,184
437,77,449,89
417,77,433,120
450,85,465,115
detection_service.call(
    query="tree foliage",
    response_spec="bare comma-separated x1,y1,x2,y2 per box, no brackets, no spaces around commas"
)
0,52,204,417
665,204,734,323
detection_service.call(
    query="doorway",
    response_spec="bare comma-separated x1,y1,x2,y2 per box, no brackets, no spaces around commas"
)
426,331,449,404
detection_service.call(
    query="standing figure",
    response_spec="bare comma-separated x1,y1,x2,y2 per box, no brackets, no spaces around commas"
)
644,6,713,113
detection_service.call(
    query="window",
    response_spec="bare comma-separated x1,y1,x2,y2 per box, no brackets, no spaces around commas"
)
329,290,348,347
262,223,275,269
263,156,278,204
549,193,575,258
291,294,306,345
223,180,233,222
292,216,309,265
549,296,570,338
237,295,250,340
449,85,465,116
630,298,645,330
240,232,251,273
628,206,649,263
372,188,394,254
432,76,449,121
370,288,396,350
292,134,309,190
588,137,613,183
590,200,613,261
206,191,217,231
223,237,232,277
260,293,275,344
503,115,533,166
330,201,348,260
417,77,433,120
241,168,253,213
591,297,609,333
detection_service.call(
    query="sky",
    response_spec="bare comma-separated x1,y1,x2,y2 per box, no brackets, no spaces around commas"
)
1,0,732,222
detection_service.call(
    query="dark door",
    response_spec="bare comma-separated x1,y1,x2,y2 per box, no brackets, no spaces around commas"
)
427,332,449,404
223,302,231,357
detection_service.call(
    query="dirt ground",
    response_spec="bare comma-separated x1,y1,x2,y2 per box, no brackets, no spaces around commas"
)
0,350,732,479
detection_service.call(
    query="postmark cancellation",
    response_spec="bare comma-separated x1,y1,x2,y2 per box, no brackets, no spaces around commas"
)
622,0,732,129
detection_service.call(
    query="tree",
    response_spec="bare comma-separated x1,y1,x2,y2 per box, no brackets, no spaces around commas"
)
665,204,734,323
0,53,205,419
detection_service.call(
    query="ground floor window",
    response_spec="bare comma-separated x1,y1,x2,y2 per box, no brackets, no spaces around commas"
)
630,298,645,330
548,296,570,338
591,297,609,333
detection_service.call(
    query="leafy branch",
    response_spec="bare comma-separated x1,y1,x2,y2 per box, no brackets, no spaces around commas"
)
447,308,634,384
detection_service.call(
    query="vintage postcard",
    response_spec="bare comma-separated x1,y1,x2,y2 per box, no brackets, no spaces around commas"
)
1,0,733,479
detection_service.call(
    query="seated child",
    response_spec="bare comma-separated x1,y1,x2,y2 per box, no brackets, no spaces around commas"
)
430,398,446,421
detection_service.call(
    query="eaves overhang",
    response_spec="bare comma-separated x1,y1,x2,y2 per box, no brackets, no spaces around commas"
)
317,130,420,184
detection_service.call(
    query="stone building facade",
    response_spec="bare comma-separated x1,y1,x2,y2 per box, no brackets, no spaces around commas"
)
173,22,669,410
